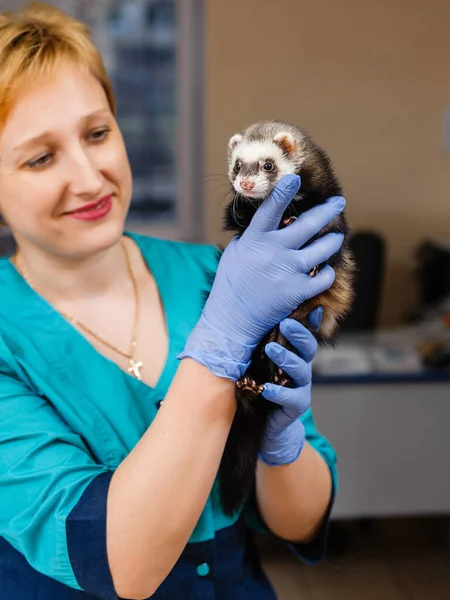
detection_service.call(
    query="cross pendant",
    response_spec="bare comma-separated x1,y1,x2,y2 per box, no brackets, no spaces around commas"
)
128,358,143,380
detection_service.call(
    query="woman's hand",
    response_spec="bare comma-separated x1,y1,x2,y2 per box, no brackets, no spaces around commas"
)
179,175,345,380
259,310,322,466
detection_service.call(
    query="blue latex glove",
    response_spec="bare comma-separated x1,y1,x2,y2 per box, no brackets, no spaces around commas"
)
258,309,322,466
178,174,345,380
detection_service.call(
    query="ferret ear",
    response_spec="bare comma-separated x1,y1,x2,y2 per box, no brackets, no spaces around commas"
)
273,132,296,155
228,133,243,152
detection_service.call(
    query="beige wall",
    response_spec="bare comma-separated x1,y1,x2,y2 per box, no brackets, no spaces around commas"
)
203,0,450,327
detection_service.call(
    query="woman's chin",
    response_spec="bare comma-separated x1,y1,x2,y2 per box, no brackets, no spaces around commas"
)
56,218,127,259
84,220,127,250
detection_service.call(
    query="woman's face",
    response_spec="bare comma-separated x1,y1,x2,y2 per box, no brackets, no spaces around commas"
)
0,60,133,260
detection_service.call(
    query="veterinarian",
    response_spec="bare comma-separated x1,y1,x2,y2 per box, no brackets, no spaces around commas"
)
0,4,346,599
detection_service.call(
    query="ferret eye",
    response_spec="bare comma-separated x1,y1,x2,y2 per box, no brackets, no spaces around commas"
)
263,161,274,171
234,160,241,173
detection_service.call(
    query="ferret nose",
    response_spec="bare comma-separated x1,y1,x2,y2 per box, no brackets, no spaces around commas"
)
241,180,255,191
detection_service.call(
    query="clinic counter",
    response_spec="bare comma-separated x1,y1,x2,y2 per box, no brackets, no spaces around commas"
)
310,327,450,520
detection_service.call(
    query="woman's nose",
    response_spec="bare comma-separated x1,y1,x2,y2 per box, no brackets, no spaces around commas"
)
67,150,103,197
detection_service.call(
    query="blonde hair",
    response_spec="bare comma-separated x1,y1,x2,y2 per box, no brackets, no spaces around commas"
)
0,1,115,129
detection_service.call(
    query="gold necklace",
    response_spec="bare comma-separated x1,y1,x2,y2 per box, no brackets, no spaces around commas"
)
13,239,144,381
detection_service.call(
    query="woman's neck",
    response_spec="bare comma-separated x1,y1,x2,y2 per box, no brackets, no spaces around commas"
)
13,235,132,303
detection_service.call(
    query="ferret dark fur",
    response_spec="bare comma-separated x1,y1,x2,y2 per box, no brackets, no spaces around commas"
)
218,120,355,516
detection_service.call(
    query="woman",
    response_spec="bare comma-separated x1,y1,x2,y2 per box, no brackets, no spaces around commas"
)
0,4,345,599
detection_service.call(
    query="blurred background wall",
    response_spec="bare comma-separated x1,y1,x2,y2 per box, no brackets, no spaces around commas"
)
203,0,450,327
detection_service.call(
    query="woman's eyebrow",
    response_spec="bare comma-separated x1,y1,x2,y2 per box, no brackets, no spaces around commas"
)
12,131,53,154
12,107,111,154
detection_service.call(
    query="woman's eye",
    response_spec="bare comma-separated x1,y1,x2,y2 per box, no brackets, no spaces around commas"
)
26,153,52,169
234,160,241,173
89,127,110,142
263,161,274,171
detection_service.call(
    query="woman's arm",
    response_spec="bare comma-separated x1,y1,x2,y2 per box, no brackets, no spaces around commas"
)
251,316,337,554
107,194,345,597
255,441,332,543
0,355,236,600
108,181,343,597
107,359,236,599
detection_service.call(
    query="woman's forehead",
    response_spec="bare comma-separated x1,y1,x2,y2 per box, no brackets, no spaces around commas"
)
0,63,110,149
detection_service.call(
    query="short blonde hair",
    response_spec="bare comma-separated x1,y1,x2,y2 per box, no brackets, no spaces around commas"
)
0,1,115,128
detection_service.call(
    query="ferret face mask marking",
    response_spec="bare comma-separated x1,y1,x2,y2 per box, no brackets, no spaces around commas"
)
228,131,304,199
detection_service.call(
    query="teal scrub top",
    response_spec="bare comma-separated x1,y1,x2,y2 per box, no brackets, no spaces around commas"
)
0,231,338,593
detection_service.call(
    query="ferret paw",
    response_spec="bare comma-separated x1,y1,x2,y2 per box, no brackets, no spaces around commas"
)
273,368,290,387
282,216,297,226
236,377,265,395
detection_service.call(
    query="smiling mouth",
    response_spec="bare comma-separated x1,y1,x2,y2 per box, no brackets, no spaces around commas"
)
66,196,111,214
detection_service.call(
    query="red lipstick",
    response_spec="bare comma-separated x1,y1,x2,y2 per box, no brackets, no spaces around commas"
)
66,194,112,221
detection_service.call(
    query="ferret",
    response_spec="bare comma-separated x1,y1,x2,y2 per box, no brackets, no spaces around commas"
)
218,120,355,516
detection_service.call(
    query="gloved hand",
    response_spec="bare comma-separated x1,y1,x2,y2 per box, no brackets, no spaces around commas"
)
259,309,322,466
178,174,345,380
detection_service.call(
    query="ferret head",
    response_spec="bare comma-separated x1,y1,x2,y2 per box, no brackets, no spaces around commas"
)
227,121,305,200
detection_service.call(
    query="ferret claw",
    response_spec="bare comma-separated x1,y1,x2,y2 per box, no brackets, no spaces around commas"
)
236,377,265,395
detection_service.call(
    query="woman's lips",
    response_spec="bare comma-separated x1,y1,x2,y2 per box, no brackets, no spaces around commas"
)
66,195,113,221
